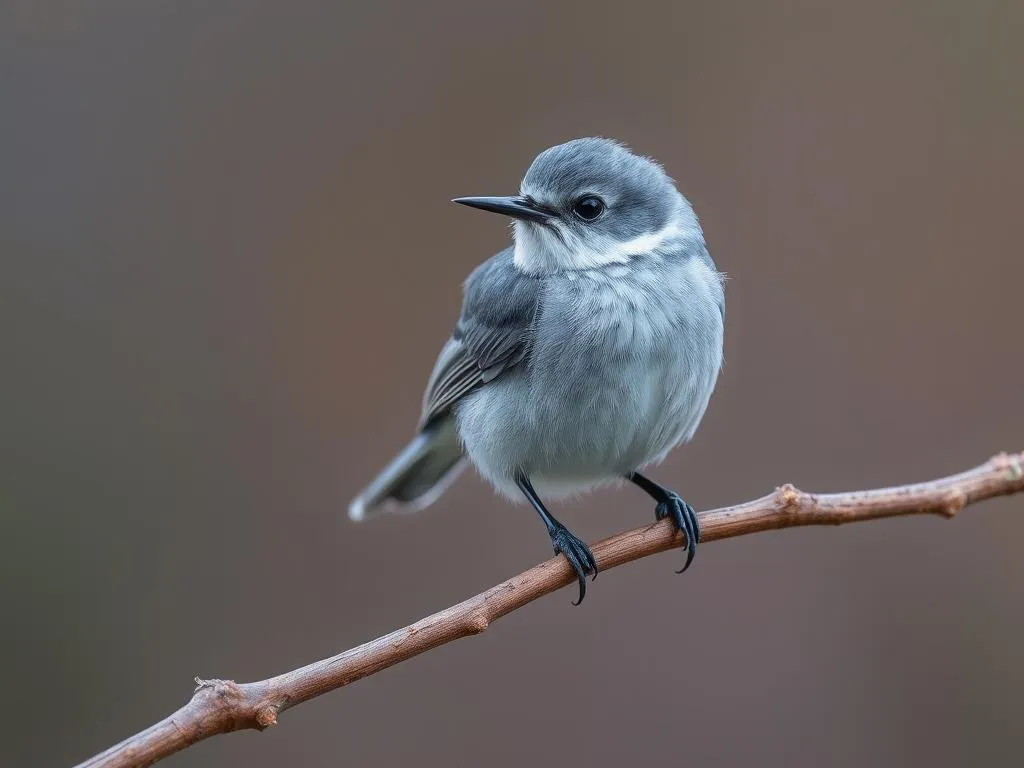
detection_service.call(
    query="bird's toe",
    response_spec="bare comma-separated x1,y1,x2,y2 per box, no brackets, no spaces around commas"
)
550,527,598,605
655,492,701,573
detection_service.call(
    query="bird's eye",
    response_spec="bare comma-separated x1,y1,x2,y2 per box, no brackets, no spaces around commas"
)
572,195,605,221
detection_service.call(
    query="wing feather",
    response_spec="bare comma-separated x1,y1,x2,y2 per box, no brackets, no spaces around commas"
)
420,248,540,427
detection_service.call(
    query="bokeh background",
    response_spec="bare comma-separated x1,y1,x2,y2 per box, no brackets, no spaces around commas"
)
3,2,1022,766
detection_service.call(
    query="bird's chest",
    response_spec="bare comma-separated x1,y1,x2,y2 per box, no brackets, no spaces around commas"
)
458,259,722,483
530,270,697,447
538,270,687,379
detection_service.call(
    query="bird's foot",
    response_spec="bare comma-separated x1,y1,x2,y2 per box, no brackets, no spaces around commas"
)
549,524,598,605
654,492,701,574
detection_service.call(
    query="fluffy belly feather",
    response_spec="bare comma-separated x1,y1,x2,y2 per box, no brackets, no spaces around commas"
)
456,259,723,501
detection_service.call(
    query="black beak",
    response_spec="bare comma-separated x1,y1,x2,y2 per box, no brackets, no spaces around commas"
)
451,195,554,223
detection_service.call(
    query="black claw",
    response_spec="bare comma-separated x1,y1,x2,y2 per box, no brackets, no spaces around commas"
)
627,472,701,574
550,526,598,605
670,497,700,574
517,474,598,606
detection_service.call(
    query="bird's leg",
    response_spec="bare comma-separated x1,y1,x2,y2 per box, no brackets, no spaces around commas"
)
626,471,701,574
515,474,598,605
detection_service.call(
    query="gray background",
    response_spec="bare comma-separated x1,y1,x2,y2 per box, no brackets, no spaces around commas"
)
3,2,1022,766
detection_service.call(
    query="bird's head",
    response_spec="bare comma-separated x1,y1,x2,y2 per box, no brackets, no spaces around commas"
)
454,137,700,274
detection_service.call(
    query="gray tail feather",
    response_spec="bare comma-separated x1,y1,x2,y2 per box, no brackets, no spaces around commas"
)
348,417,466,521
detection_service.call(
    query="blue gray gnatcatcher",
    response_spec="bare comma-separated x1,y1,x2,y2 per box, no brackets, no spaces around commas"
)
350,137,725,604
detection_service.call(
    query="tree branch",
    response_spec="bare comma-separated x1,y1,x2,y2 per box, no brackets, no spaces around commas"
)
76,452,1024,768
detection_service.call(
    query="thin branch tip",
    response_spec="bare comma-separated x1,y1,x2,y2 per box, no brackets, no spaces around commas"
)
75,451,1024,768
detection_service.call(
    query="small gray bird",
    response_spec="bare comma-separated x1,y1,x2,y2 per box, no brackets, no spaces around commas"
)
349,137,725,604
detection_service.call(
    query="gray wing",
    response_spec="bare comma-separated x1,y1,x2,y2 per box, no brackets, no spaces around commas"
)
420,247,541,427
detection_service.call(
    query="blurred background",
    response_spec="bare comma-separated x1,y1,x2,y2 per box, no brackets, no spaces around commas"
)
2,2,1022,766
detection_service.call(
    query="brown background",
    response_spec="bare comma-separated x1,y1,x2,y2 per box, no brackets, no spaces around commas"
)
3,2,1022,766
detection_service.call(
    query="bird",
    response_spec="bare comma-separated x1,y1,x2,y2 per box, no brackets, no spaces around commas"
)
349,137,725,604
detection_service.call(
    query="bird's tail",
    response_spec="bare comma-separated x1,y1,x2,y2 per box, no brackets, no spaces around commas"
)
348,416,466,521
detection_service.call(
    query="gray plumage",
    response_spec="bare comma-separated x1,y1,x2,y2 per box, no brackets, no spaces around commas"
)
349,138,725,539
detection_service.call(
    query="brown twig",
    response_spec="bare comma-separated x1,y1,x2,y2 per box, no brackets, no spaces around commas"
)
76,451,1024,768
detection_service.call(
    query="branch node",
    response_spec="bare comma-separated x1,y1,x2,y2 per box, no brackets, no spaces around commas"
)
193,678,241,699
941,488,968,518
255,705,279,729
464,608,490,634
193,676,213,692
190,677,248,723
775,483,805,515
